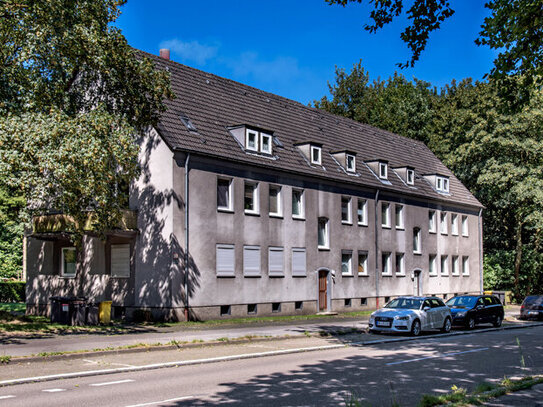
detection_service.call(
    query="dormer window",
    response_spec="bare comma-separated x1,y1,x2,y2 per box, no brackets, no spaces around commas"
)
379,162,388,179
246,129,259,152
406,169,415,185
436,175,449,193
260,133,272,154
311,145,321,165
346,154,356,172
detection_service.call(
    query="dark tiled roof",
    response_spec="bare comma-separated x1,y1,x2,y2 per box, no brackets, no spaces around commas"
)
141,50,482,209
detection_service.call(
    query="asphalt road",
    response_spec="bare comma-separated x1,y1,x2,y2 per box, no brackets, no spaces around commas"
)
1,325,542,406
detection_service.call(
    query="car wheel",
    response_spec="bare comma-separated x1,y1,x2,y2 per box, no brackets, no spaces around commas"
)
467,317,475,329
493,315,503,327
441,317,452,333
411,319,421,336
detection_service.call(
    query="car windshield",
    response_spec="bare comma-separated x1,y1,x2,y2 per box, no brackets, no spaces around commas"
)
385,298,422,310
524,296,543,305
446,296,478,307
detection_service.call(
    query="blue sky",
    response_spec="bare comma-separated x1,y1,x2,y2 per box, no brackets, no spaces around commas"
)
116,0,497,104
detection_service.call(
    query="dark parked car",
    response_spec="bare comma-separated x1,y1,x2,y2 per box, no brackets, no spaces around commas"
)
520,295,543,320
446,295,504,329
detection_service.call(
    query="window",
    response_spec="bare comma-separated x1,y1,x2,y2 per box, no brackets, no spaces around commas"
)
357,199,368,226
396,253,405,275
217,178,233,211
341,251,353,276
269,185,282,217
311,145,321,165
216,244,235,277
358,251,368,276
246,129,259,151
260,133,272,154
111,244,130,278
429,254,437,276
295,301,303,310
462,256,470,276
406,169,415,185
292,189,304,219
429,210,436,233
220,305,231,316
268,247,284,277
452,255,459,275
344,298,352,307
413,227,421,254
244,182,259,214
361,298,367,305
440,212,448,234
341,196,352,224
382,252,391,275
61,247,76,277
441,255,449,275
346,154,356,172
436,175,450,193
243,245,261,277
462,215,469,237
272,302,281,313
381,202,390,228
248,304,257,314
451,214,459,235
318,217,329,249
379,162,388,179
292,248,307,277
395,205,404,229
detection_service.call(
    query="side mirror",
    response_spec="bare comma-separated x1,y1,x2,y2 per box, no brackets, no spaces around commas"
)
423,306,431,311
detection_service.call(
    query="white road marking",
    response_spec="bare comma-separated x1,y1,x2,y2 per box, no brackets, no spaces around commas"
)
0,395,16,400
42,388,66,392
90,379,135,387
386,347,489,366
124,395,197,407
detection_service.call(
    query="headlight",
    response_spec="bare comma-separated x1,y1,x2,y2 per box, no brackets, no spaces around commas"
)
456,311,467,317
394,316,410,321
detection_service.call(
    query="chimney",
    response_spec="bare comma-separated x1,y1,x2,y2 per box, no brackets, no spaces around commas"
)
159,48,170,60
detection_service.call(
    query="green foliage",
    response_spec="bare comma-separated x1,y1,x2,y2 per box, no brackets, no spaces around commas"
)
0,281,25,302
0,185,24,278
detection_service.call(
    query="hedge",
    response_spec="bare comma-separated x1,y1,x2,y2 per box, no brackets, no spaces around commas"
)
0,281,25,302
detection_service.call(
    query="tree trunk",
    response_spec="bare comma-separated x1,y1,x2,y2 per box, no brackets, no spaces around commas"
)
513,220,523,300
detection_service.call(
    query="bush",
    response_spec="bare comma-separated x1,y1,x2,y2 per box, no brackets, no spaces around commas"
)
0,281,25,302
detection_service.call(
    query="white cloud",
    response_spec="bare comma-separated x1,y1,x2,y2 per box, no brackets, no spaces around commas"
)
228,52,301,84
159,39,219,65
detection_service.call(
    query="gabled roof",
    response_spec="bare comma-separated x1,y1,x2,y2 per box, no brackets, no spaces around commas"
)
141,50,482,209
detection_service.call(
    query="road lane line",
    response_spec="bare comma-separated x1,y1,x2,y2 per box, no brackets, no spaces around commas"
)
90,379,135,387
124,395,197,407
42,388,66,392
0,395,16,399
386,347,489,366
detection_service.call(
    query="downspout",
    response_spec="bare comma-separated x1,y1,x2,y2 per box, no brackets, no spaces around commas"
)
374,190,380,309
184,153,191,321
478,208,483,294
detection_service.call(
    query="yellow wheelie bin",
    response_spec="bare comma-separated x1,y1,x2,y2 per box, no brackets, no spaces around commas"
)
99,301,112,324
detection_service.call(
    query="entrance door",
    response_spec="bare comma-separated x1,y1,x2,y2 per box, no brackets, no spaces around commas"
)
414,270,422,296
318,270,328,311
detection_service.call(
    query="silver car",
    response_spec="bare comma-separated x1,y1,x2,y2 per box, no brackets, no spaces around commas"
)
369,296,452,336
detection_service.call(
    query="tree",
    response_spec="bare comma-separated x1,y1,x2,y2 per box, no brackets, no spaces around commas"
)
0,0,172,241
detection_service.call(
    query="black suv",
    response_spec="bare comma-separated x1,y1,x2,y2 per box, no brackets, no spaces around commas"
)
446,295,504,329
520,295,543,320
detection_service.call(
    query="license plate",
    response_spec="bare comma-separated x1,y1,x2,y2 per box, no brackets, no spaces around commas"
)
376,321,391,327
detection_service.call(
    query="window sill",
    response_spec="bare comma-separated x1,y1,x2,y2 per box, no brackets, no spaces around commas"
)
429,274,438,277
440,274,449,277
452,233,459,236
452,274,460,277
382,273,393,277
269,213,283,219
243,274,262,278
244,210,260,217
217,274,236,278
462,234,469,238
217,207,234,213
111,276,130,279
341,221,353,225
382,225,391,229
318,246,330,251
413,251,422,256
292,215,306,221
462,274,470,277
269,274,285,278
429,230,437,234
440,232,448,236
292,274,307,278
358,274,369,277
396,227,405,231
357,222,368,227
396,274,406,277
59,275,76,279
342,274,354,277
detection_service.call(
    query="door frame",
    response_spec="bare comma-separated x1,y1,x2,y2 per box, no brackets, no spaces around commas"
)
413,268,422,296
317,268,332,312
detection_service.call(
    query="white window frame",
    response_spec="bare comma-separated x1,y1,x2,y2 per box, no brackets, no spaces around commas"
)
61,247,76,278
379,162,388,179
406,169,415,185
429,254,437,276
216,244,235,277
440,212,448,234
382,252,392,275
357,199,368,226
429,210,437,233
260,132,272,154
451,213,459,235
244,181,259,215
395,204,404,230
341,196,352,224
292,188,305,219
341,251,353,276
413,227,422,254
243,245,261,277
395,252,405,276
436,176,450,193
462,215,469,237
381,202,391,228
441,255,449,276
268,185,282,217
292,248,307,277
310,145,322,165
217,177,233,212
357,251,368,276
346,154,356,172
462,256,470,276
245,129,259,152
318,217,329,250
452,255,459,276
268,247,284,277
111,243,130,278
